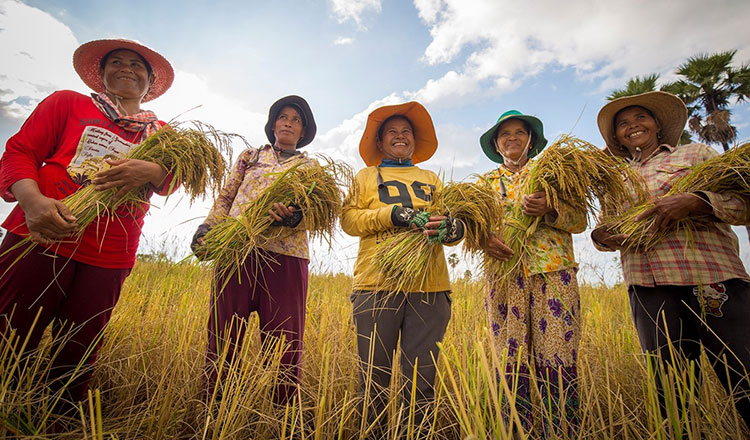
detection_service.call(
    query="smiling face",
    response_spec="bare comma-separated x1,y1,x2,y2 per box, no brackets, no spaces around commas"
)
272,105,306,150
377,116,415,161
99,49,153,100
614,106,661,155
494,118,531,164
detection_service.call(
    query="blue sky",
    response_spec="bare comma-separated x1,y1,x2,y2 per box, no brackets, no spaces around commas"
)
2,0,750,281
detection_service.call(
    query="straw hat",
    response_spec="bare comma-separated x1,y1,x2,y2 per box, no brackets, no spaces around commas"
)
265,95,317,148
359,101,438,166
597,91,688,157
479,110,547,164
73,38,174,102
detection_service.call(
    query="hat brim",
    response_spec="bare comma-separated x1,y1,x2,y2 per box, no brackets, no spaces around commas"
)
479,114,547,164
265,95,317,149
359,102,438,166
73,39,174,102
597,91,687,157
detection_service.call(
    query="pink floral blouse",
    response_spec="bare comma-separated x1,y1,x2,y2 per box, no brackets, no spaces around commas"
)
204,145,312,259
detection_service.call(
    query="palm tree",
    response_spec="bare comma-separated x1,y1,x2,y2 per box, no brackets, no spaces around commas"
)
661,50,750,152
447,252,459,280
607,74,660,100
607,74,693,144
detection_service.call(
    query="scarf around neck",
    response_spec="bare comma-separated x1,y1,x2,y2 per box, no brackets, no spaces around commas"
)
380,158,413,167
272,145,303,160
91,93,163,139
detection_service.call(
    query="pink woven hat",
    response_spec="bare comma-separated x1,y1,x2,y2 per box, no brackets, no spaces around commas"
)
73,38,174,102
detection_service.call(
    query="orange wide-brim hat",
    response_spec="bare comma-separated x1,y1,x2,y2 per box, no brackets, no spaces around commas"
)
73,38,174,102
359,101,438,166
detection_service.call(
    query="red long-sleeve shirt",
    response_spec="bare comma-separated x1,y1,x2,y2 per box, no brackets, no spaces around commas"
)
0,90,171,268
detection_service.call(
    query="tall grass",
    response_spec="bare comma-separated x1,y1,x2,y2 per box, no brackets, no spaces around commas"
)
0,261,747,439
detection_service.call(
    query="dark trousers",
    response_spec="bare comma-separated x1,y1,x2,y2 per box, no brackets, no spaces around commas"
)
0,232,130,406
351,290,451,436
629,280,750,427
205,250,308,405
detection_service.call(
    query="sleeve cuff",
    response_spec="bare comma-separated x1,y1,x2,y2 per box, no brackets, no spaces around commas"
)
697,190,741,224
379,205,396,227
153,172,176,196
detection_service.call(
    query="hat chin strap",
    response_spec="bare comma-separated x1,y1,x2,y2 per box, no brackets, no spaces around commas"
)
107,92,129,115
499,135,532,167
106,90,147,115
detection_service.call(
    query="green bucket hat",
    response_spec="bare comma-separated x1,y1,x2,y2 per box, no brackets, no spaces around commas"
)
479,110,547,164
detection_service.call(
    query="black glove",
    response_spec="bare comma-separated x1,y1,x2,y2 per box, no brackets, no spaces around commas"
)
392,205,430,228
270,204,303,228
427,216,465,244
191,223,211,260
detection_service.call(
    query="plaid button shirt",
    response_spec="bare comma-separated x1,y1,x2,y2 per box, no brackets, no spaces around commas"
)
595,143,749,287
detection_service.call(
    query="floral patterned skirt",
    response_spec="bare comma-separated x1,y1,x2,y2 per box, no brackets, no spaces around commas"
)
485,268,581,437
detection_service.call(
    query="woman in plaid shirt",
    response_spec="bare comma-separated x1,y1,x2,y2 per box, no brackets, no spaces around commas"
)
592,91,750,428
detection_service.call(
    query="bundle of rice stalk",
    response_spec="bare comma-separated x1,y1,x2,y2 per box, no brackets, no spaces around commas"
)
488,135,645,287
610,141,750,251
202,155,352,282
371,180,503,293
369,229,439,293
434,180,505,254
606,204,686,251
1,122,233,265
62,121,232,232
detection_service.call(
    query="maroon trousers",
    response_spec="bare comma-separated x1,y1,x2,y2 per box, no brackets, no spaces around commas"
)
205,250,308,404
0,232,131,404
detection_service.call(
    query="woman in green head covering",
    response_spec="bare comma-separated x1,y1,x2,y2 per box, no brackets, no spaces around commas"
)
479,110,586,437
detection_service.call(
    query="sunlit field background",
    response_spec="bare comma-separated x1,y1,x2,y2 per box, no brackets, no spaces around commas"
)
1,257,748,439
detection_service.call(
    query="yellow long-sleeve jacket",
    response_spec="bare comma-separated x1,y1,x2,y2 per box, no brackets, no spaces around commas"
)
342,166,457,292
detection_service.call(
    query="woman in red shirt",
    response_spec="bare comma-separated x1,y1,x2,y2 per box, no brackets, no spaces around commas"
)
0,38,175,413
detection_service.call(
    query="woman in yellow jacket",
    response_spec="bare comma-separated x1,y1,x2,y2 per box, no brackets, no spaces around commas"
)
342,102,463,436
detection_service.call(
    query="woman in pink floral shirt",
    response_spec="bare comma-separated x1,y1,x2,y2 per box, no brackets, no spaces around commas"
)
192,95,317,405
479,110,586,437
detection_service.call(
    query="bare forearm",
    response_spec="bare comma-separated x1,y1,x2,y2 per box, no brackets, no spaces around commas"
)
147,162,168,188
10,178,78,243
10,178,45,209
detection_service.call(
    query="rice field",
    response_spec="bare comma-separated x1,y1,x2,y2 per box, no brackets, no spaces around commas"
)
1,258,748,439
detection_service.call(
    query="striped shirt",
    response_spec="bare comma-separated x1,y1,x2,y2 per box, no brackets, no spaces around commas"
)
594,143,749,287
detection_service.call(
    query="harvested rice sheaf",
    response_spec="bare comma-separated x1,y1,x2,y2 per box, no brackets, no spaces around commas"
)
63,121,232,232
488,135,645,288
372,180,503,293
610,141,750,251
202,155,352,282
433,180,505,254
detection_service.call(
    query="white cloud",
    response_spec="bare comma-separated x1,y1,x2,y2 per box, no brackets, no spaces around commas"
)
413,0,443,23
333,36,355,46
329,0,382,28
0,0,269,259
407,70,483,107
410,0,750,106
0,0,84,117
